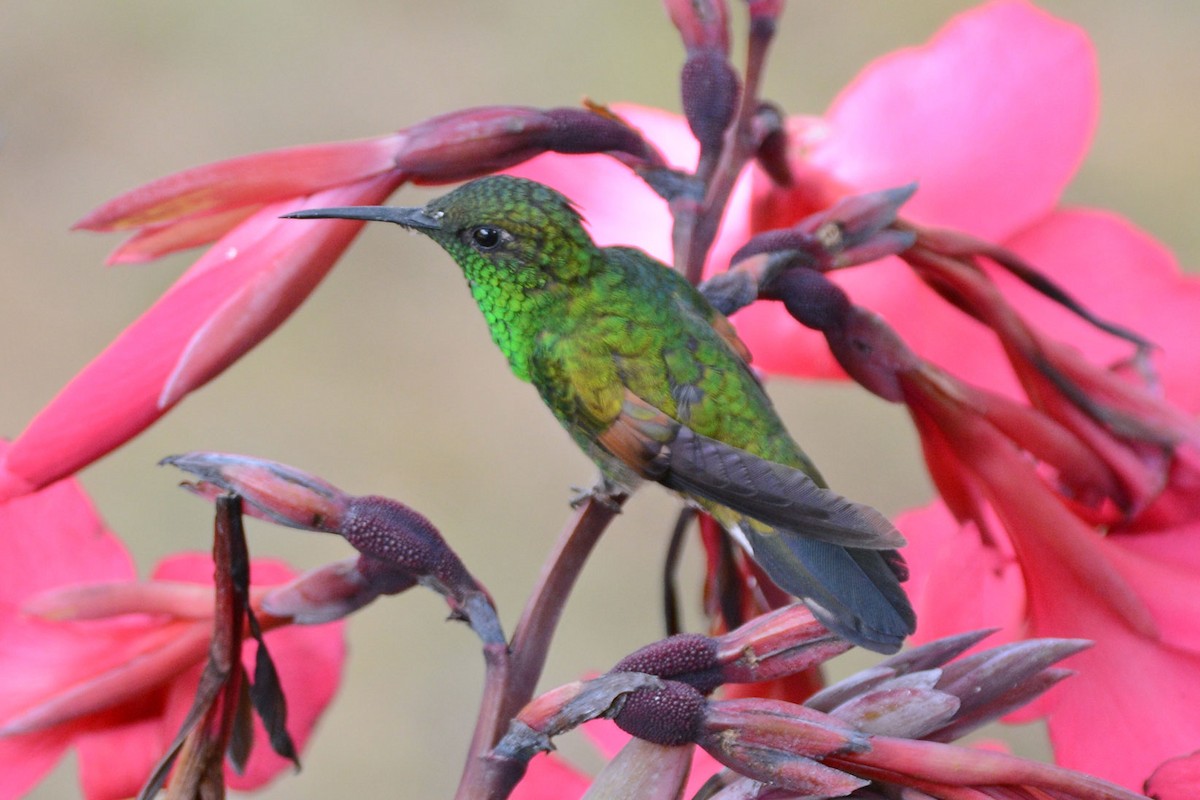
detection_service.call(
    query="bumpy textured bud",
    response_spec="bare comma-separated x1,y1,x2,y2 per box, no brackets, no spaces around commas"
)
612,633,723,693
164,451,503,644
612,680,707,746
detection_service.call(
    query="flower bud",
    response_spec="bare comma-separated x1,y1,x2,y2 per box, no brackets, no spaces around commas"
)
397,106,657,184
611,634,722,693
752,101,792,187
713,603,851,685
166,452,504,644
260,556,417,624
613,680,707,746
161,451,351,533
681,51,741,154
698,698,869,795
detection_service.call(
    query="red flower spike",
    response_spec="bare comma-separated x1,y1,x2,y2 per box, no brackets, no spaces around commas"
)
74,135,407,250
515,630,1128,799
830,736,1144,800
516,3,1200,789
1,104,662,504
0,446,345,799
398,106,661,184
0,173,400,504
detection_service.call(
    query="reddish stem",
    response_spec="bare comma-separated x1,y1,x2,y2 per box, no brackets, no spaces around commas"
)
455,493,626,800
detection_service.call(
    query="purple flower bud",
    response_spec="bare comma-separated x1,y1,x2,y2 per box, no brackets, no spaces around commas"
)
681,51,741,153
765,267,853,333
613,680,707,746
752,102,792,187
165,452,503,644
612,633,723,694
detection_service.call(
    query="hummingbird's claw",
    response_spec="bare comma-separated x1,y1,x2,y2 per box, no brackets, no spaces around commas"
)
569,477,625,512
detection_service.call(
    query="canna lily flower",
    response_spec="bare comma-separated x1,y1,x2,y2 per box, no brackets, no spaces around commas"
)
0,444,346,800
510,0,1200,790
0,107,658,503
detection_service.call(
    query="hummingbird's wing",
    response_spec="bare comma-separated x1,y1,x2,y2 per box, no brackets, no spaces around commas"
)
737,528,915,653
599,389,914,652
597,390,905,551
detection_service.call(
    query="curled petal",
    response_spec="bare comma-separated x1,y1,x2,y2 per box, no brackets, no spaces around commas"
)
811,0,1097,241
0,174,401,502
1147,750,1200,800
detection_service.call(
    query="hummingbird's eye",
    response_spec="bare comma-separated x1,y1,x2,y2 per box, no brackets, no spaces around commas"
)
470,226,503,250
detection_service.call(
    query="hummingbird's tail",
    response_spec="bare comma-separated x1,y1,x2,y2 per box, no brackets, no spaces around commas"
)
733,519,916,654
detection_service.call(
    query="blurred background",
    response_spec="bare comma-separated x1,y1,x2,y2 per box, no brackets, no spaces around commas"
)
2,2,1197,797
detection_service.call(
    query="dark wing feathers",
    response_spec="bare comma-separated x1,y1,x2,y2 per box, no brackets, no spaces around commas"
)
664,426,905,550
595,390,916,653
599,391,905,551
744,528,915,653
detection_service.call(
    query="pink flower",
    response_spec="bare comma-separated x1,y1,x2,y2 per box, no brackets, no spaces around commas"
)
0,107,655,503
0,444,346,799
511,0,1200,791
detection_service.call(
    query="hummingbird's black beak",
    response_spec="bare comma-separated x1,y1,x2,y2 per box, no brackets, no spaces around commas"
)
282,205,443,231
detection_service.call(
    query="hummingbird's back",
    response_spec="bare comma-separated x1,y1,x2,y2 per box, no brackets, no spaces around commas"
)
531,243,821,484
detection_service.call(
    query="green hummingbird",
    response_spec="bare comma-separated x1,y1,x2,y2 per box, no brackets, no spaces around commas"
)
285,175,915,653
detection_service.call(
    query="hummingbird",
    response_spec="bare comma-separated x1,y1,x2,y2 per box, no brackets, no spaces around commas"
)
285,175,915,653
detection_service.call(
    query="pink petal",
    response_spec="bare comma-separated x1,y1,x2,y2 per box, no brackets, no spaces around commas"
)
511,104,695,264
106,204,262,264
511,753,590,800
811,0,1096,242
0,452,135,604
75,715,170,800
895,501,1026,647
1001,209,1200,412
1147,749,1200,800
1027,566,1200,790
70,556,345,795
1102,529,1200,656
0,173,403,502
75,135,405,232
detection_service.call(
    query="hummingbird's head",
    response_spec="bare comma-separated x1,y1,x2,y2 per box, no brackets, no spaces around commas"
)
285,175,596,285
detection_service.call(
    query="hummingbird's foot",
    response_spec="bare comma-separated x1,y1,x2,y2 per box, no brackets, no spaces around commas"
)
569,477,624,511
